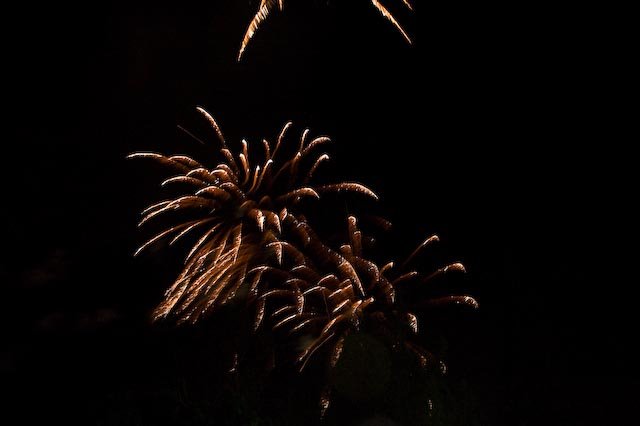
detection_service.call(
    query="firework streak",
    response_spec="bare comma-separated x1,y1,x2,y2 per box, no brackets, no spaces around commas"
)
129,108,477,416
238,0,414,60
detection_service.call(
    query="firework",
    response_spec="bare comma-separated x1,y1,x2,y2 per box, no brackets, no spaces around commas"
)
129,108,477,415
238,0,414,60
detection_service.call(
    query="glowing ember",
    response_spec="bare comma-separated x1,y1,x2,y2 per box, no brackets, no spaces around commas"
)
129,108,477,416
238,0,415,60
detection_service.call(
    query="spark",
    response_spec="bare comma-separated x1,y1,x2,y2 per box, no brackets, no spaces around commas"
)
371,0,413,44
236,0,414,60
130,108,477,418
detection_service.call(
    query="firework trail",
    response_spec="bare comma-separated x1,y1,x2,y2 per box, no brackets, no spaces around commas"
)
238,0,415,60
129,108,477,416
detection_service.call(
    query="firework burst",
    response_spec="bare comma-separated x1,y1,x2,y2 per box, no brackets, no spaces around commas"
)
238,0,415,60
129,108,477,416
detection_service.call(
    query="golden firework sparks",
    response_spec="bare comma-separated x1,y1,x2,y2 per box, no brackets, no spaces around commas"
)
237,0,415,60
129,108,477,417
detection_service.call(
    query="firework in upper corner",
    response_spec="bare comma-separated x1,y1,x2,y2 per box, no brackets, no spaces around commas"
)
128,107,477,416
238,0,415,60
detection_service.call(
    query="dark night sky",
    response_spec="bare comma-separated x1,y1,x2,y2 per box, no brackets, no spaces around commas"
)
1,1,635,425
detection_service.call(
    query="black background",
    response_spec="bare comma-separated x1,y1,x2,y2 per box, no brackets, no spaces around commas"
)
2,1,634,425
